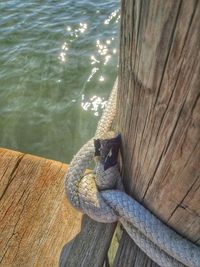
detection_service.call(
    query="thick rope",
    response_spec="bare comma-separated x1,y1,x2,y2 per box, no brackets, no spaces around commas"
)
64,79,200,267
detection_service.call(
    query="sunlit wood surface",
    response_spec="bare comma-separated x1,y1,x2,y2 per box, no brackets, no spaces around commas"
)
0,148,82,267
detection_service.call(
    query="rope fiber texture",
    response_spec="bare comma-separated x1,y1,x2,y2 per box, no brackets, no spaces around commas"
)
65,79,200,267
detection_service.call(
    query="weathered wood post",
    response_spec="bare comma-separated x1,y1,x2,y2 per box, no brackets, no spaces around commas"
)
114,0,200,265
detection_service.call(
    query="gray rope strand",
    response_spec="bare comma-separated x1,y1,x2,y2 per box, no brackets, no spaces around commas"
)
95,77,118,137
65,139,94,209
101,190,200,267
121,219,185,267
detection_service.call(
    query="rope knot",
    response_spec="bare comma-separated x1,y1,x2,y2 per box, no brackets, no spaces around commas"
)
78,133,122,223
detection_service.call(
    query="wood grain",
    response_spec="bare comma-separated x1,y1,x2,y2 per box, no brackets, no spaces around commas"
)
0,148,115,267
113,231,159,267
115,0,200,265
60,215,116,267
0,148,82,267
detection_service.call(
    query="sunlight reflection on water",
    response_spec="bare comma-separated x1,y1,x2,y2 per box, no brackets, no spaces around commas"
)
57,6,120,118
81,94,107,117
0,0,120,162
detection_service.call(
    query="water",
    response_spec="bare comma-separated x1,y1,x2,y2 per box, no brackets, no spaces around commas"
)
0,0,120,163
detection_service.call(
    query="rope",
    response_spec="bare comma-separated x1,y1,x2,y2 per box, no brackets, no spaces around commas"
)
64,79,200,267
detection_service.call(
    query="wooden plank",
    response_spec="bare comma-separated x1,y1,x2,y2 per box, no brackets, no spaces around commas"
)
0,148,82,267
0,148,115,267
115,0,200,265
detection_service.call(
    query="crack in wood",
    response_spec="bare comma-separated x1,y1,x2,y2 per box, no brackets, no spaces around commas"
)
0,190,31,263
153,0,182,109
168,174,200,222
179,0,199,58
0,154,25,201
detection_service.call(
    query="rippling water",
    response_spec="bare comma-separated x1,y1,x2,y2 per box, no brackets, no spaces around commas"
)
0,0,120,162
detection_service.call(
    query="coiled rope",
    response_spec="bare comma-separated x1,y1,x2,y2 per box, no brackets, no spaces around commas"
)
65,79,200,267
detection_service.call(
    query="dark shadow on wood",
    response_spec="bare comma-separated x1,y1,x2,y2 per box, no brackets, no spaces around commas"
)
59,215,116,267
113,230,159,267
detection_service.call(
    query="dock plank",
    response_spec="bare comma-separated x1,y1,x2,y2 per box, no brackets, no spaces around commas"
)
0,148,82,267
0,148,115,267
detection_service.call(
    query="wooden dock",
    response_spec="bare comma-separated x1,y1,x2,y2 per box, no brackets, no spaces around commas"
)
0,148,115,267
0,148,81,266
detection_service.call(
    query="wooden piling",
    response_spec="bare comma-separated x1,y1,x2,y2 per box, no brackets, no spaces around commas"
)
114,0,200,265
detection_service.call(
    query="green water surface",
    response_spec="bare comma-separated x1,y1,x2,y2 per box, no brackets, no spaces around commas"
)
0,0,120,163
